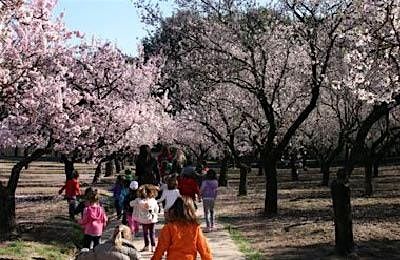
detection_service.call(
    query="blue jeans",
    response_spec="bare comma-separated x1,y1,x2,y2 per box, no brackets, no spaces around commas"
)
203,198,215,228
114,199,122,218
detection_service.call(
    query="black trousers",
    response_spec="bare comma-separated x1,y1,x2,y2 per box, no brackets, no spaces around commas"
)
83,234,100,249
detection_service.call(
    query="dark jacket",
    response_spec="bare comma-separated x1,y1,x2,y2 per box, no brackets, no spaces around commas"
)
123,190,137,214
135,158,160,186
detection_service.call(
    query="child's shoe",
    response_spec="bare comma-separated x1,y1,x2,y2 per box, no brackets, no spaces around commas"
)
140,246,149,252
150,245,155,252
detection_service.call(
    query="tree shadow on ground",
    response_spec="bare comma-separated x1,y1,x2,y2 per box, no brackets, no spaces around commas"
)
268,239,400,260
18,215,82,249
220,199,400,223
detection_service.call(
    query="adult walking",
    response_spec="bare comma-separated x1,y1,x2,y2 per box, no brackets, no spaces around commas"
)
171,149,186,175
157,145,173,179
135,145,160,186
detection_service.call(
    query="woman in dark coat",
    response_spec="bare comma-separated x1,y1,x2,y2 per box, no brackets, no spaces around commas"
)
135,145,160,186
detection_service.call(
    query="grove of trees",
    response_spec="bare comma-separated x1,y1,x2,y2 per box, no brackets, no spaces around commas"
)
0,0,174,239
1,0,400,255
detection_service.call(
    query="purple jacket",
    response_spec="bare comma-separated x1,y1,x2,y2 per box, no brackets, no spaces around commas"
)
200,180,218,199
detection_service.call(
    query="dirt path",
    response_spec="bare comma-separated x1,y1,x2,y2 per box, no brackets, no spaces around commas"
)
103,204,245,260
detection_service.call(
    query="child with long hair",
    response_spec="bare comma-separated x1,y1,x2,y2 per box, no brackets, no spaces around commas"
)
74,187,93,217
157,175,180,222
76,224,141,260
151,196,212,260
200,169,218,232
130,184,159,252
79,190,108,249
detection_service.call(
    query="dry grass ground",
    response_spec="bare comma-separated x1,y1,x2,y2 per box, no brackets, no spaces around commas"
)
216,166,400,259
0,160,109,259
1,160,399,259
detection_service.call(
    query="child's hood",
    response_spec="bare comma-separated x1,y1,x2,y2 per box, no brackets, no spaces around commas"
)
86,205,104,220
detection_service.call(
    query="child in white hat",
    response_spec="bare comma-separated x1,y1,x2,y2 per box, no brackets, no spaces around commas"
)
122,181,139,236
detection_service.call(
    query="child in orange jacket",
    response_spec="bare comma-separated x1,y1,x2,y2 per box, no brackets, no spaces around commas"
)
151,196,212,260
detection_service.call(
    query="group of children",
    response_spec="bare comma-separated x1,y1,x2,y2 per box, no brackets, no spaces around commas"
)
59,147,218,259
110,167,219,253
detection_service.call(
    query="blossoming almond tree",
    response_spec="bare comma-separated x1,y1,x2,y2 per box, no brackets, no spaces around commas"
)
0,0,170,239
136,0,351,214
340,0,400,178
62,42,170,181
174,84,262,194
0,0,86,239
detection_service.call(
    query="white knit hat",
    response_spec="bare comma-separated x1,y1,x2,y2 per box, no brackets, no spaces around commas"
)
129,181,139,190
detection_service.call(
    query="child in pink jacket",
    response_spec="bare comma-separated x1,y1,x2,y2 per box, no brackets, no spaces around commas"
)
79,190,108,249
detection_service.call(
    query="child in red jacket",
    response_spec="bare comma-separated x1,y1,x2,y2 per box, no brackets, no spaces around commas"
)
59,170,81,220
178,169,201,209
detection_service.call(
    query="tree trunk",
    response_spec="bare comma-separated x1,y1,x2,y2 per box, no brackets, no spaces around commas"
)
115,158,121,174
92,161,102,184
331,178,354,255
238,165,249,196
14,147,18,157
344,145,350,166
264,156,278,215
0,186,16,241
121,158,125,170
257,152,263,176
64,160,75,180
218,156,228,187
289,154,298,181
0,147,48,240
373,161,379,177
104,160,114,177
61,155,75,180
291,165,299,181
364,162,373,196
321,163,330,186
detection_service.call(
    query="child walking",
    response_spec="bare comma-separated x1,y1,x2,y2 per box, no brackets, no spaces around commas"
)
151,197,212,260
157,175,180,222
111,175,124,219
200,169,218,232
130,184,159,252
178,168,201,209
119,179,130,219
123,180,140,235
74,187,93,217
79,190,108,249
58,170,81,220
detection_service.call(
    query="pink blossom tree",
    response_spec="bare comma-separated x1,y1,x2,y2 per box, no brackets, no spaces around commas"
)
0,0,84,239
0,0,169,239
340,0,400,179
137,0,351,214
